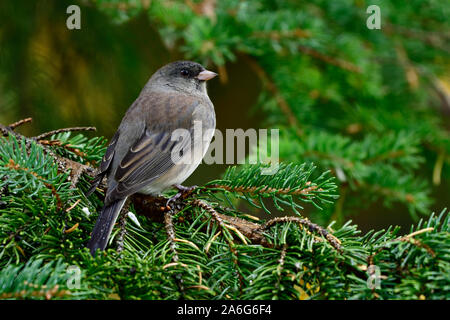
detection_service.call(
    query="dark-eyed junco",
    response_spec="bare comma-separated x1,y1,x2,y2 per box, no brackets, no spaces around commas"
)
86,61,217,255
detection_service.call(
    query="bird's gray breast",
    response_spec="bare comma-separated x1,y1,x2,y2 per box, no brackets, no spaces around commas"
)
138,97,216,194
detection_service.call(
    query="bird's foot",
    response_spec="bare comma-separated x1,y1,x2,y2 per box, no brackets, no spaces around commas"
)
165,184,198,211
174,184,197,194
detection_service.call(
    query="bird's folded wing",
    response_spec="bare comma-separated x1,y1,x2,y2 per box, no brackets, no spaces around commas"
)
105,94,202,202
107,128,191,201
85,130,120,197
100,130,120,173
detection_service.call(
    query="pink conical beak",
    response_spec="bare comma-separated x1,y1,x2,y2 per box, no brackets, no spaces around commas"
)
196,70,218,81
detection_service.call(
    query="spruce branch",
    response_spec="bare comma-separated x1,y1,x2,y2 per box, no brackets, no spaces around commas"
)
368,227,437,266
251,29,311,40
191,199,244,290
384,22,450,53
1,0,449,300
273,244,288,298
4,158,63,209
0,258,89,300
0,121,97,189
205,163,338,213
116,200,131,255
163,206,186,296
1,120,448,300
259,217,342,252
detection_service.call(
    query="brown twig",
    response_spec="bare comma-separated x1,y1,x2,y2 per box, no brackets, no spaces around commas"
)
0,124,16,137
252,29,310,40
214,211,267,246
116,200,130,255
64,223,79,234
364,150,406,165
191,200,240,249
131,193,342,252
165,208,179,263
130,194,168,222
3,119,343,263
1,119,97,216
0,284,71,300
8,118,33,130
206,182,321,196
54,155,95,188
65,199,81,213
259,216,342,252
191,199,244,290
164,207,186,295
185,0,216,21
5,159,63,210
298,45,361,73
395,227,436,257
384,22,450,54
359,181,416,204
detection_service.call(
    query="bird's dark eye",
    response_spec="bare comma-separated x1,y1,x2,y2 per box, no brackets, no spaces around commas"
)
180,69,189,77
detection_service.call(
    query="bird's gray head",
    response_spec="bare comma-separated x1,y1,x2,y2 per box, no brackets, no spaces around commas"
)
147,61,217,95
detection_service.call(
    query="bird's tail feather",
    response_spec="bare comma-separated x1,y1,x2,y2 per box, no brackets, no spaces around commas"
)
87,198,127,256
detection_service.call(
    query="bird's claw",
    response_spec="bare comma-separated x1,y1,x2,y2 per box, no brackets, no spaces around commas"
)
165,184,198,211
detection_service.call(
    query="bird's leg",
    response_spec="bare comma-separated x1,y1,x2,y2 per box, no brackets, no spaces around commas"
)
165,184,198,210
174,184,197,194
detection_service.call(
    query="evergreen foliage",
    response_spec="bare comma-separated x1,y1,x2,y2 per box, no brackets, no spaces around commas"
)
0,0,449,300
0,132,448,299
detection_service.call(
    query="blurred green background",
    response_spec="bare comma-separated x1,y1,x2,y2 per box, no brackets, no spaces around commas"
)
0,0,449,231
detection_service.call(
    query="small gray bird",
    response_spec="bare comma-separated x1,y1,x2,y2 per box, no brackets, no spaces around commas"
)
86,61,217,255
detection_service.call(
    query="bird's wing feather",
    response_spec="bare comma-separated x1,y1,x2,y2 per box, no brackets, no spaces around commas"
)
105,93,201,202
100,130,120,173
85,130,120,197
